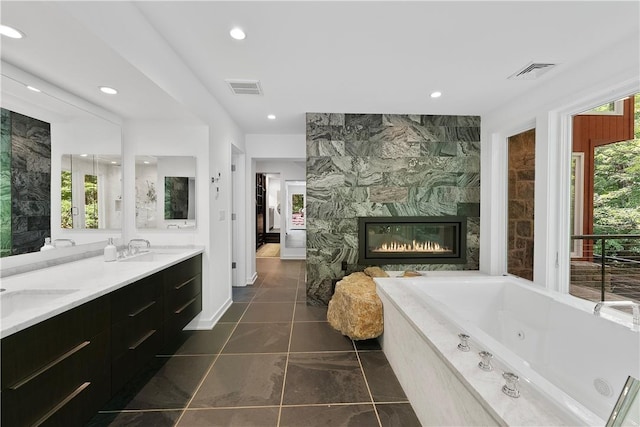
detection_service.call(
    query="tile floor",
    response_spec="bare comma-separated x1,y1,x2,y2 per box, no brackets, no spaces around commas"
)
88,258,420,426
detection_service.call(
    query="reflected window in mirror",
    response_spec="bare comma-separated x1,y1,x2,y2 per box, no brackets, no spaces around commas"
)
136,156,196,229
60,154,121,230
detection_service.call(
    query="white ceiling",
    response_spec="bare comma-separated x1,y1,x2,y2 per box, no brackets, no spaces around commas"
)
1,1,638,134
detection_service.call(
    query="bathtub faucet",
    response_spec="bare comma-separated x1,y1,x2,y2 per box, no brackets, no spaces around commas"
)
593,301,640,325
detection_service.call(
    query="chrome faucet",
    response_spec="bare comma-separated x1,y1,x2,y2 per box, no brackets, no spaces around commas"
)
128,239,150,254
594,301,640,325
53,238,76,247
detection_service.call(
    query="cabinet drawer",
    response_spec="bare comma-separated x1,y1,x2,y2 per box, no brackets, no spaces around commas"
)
111,299,163,360
164,292,202,343
164,274,201,317
164,254,202,290
111,327,163,392
1,296,110,390
111,271,163,324
1,330,110,427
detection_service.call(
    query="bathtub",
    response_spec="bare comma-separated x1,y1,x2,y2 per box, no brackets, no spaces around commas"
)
375,273,640,426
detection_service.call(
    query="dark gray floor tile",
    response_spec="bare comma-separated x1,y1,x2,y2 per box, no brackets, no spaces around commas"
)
219,302,249,322
359,351,407,402
283,353,370,405
104,356,214,410
190,354,286,408
354,338,382,351
294,302,328,322
240,302,295,322
222,322,291,354
290,322,354,352
253,287,298,302
232,286,258,302
279,404,378,427
177,407,279,426
87,410,182,427
260,275,299,288
297,289,308,302
160,323,236,356
376,403,421,427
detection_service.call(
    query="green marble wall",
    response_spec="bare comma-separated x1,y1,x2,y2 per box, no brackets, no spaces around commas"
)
305,113,481,305
0,108,51,257
1,109,11,257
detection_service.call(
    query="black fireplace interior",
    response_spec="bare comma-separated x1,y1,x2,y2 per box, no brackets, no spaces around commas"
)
358,216,467,265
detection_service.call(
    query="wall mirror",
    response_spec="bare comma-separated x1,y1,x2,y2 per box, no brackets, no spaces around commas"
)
61,154,122,229
1,66,122,259
135,156,196,229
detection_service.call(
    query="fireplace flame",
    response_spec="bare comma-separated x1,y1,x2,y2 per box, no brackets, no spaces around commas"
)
372,240,450,253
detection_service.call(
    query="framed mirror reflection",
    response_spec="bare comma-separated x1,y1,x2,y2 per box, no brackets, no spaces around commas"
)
61,154,122,229
135,156,196,229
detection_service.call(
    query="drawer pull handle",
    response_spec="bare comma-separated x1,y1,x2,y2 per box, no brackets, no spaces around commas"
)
174,277,195,290
129,329,157,350
129,300,156,317
33,381,91,427
175,297,197,314
9,341,91,390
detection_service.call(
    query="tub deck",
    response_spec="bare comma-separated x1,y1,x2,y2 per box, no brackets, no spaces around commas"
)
376,273,605,426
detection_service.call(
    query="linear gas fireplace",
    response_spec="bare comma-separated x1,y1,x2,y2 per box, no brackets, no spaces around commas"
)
358,216,467,265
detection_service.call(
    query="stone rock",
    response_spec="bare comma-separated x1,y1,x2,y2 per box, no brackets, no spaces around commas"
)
402,270,422,277
364,266,389,278
327,272,384,340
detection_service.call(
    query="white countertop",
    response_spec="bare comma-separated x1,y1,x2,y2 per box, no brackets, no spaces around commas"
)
0,246,204,339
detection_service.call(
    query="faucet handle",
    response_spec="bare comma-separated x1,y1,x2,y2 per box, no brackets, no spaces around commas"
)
502,372,520,398
478,351,493,371
457,333,470,352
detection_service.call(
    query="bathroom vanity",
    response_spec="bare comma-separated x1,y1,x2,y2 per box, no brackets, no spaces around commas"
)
0,248,202,426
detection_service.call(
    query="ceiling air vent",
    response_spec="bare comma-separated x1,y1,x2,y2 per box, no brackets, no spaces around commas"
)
225,79,262,95
508,62,557,80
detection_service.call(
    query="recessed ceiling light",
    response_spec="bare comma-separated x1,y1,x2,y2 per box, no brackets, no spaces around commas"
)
99,86,118,95
0,25,24,39
430,91,442,98
111,161,117,164
26,85,41,93
143,161,150,164
267,114,276,120
80,154,88,157
230,27,246,40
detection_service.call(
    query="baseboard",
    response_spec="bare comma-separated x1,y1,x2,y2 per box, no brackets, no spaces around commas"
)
279,255,306,260
184,297,232,330
247,271,258,285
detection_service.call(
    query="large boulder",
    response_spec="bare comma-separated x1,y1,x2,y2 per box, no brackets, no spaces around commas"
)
327,271,384,340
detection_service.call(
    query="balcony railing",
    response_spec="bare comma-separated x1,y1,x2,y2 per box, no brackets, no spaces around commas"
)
570,234,640,307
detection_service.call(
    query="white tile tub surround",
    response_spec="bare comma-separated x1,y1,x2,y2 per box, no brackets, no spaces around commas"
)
0,246,204,339
376,273,639,426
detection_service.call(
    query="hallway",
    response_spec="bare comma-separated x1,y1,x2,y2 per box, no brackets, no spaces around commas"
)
89,258,420,426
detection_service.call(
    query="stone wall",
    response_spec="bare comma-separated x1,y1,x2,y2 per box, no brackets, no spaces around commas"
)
0,108,51,256
306,113,480,305
507,129,535,280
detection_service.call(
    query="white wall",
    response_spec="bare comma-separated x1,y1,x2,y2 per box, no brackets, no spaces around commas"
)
480,31,640,293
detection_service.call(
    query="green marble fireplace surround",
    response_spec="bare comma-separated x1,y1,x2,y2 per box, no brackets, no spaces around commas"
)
305,113,480,305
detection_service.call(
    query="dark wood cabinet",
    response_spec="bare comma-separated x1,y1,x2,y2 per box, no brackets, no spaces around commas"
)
256,173,266,248
1,253,203,426
1,296,111,427
110,271,164,392
163,255,202,346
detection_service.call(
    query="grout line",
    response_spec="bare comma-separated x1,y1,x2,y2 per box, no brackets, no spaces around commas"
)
173,303,249,426
276,267,301,427
354,342,383,427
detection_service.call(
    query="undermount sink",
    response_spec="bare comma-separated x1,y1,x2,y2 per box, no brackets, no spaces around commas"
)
118,251,175,262
1,289,79,318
